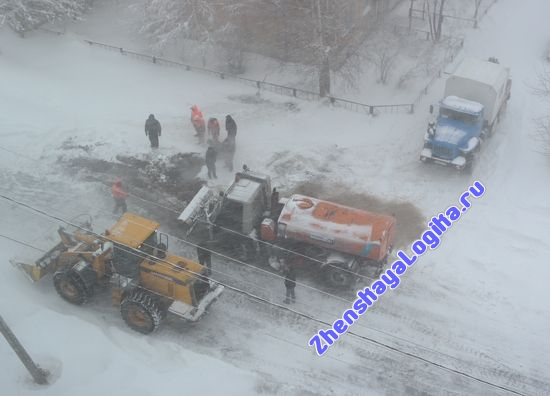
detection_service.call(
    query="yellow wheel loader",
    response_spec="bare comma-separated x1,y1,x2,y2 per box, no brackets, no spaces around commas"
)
13,213,223,334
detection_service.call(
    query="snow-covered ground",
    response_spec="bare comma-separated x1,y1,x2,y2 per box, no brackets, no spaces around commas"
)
1,0,550,395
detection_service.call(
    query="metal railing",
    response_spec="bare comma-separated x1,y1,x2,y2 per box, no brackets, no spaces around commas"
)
83,39,414,115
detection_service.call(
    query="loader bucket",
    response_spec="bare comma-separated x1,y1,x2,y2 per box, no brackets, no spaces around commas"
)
10,260,47,283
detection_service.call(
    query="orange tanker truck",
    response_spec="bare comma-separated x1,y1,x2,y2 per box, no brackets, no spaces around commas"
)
178,168,396,288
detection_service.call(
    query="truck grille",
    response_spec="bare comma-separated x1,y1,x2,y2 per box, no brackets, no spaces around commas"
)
432,145,453,160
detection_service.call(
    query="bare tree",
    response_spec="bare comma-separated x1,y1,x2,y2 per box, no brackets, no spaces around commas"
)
473,0,483,19
365,26,400,85
532,67,550,98
425,0,446,42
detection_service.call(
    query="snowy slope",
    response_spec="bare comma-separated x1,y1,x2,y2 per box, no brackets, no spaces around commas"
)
1,0,550,394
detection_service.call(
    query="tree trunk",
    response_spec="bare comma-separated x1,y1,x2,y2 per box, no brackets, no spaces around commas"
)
473,0,483,19
319,54,331,97
435,0,446,41
316,0,330,97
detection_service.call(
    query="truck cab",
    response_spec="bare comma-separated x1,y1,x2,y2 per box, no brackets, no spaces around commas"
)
420,96,484,170
216,171,271,236
420,57,511,171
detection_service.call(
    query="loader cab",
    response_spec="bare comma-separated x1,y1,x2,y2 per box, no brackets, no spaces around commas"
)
106,213,168,278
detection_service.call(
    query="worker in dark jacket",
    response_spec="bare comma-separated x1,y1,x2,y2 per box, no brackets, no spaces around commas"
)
145,114,162,148
221,137,235,172
283,265,296,304
225,115,237,138
205,146,217,179
197,240,214,275
270,187,279,217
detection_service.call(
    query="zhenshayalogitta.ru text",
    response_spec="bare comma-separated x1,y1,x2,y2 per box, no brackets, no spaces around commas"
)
309,181,486,356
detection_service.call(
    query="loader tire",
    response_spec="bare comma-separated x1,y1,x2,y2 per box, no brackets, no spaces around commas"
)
53,268,93,305
324,265,355,289
120,290,163,334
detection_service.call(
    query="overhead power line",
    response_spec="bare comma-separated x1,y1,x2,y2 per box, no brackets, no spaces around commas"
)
0,192,528,396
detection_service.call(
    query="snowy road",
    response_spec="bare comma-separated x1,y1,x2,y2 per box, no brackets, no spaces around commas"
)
1,0,550,394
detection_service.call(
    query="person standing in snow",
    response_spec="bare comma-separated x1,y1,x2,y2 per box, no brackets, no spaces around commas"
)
271,187,280,217
221,136,235,172
283,264,296,304
111,180,128,214
197,240,214,276
225,114,237,138
191,105,206,144
205,145,217,179
207,117,220,143
145,114,162,148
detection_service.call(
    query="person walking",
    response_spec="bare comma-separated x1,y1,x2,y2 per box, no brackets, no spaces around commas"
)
111,180,128,214
144,114,162,148
191,105,206,144
197,240,213,275
205,145,217,179
207,117,220,143
225,115,237,138
283,264,296,304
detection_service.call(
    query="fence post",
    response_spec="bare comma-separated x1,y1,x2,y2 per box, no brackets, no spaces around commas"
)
369,106,374,115
119,47,123,54
257,81,261,89
220,73,225,80
329,97,335,104
152,56,156,64
0,315,49,385
410,104,415,114
292,88,297,97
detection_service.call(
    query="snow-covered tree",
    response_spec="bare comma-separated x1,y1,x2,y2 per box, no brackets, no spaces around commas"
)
136,0,218,51
0,0,92,35
533,66,550,156
134,0,371,93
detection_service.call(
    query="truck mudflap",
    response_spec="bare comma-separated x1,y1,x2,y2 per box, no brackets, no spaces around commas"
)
420,148,466,170
167,282,224,321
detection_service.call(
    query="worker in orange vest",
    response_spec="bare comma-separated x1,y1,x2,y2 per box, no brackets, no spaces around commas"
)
190,105,206,144
111,180,128,214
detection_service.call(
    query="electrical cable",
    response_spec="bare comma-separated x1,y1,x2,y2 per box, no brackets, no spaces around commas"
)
0,144,538,392
0,192,528,396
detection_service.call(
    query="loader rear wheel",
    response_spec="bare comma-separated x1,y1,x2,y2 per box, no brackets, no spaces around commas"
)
120,290,163,334
53,268,92,305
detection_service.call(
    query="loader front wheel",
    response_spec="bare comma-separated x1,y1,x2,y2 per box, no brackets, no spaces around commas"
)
53,268,91,305
120,291,162,334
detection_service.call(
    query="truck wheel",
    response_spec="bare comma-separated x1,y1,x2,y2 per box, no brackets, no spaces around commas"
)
53,268,93,305
324,265,354,288
120,290,163,334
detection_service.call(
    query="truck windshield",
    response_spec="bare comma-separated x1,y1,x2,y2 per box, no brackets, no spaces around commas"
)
440,107,479,124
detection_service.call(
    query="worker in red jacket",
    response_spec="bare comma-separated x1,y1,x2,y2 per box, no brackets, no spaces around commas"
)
111,180,128,214
191,105,206,144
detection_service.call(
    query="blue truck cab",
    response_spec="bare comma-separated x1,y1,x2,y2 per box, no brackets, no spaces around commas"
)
419,57,511,172
420,96,484,171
